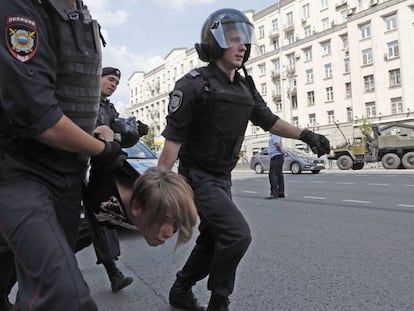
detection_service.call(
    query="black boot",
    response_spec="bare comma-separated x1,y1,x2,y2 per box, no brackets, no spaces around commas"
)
103,260,133,292
207,293,229,311
169,278,205,310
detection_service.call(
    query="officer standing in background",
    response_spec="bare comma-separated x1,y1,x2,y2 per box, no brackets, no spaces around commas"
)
77,67,148,292
0,1,125,310
157,8,330,311
266,133,286,199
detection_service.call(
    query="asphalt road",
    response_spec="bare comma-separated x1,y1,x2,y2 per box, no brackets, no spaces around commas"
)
73,169,414,310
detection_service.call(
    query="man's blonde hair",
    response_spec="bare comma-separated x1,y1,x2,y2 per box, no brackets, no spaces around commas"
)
130,167,197,248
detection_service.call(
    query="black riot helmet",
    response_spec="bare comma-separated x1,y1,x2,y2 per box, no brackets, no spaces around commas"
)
195,8,256,63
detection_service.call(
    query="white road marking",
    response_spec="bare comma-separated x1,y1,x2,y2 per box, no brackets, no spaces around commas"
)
310,181,326,184
403,184,414,187
304,196,326,200
397,204,414,208
243,191,257,194
336,182,355,184
342,199,371,204
367,183,389,186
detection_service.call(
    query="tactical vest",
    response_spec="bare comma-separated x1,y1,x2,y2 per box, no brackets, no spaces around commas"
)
46,0,102,134
179,67,254,174
4,1,103,176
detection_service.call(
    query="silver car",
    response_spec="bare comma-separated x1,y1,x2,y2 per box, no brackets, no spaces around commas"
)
250,148,325,174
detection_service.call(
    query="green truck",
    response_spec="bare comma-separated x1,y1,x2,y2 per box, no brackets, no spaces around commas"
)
328,123,414,170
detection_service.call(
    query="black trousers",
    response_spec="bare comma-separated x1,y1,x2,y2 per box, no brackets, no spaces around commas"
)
268,155,285,196
0,179,97,311
0,157,97,311
176,166,252,297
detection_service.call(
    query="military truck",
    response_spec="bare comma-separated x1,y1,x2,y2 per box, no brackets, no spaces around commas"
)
328,123,414,170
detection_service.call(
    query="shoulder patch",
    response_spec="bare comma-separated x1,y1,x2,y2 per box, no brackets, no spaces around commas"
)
168,90,183,114
187,69,200,78
5,16,39,62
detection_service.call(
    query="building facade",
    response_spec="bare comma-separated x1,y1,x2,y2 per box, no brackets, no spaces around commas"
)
128,0,414,159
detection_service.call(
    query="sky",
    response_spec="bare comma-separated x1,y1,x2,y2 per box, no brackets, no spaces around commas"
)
83,0,277,115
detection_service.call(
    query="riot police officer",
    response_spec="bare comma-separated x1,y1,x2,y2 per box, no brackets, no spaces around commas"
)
157,8,330,311
77,67,148,292
0,1,125,310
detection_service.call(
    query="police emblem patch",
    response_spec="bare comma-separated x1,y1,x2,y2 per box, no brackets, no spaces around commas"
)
168,90,183,114
6,16,38,62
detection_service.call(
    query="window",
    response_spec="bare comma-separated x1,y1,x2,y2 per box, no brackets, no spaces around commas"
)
258,25,265,39
341,35,349,49
287,53,296,69
273,59,280,74
306,69,314,83
321,0,328,9
259,44,266,55
304,47,312,61
346,107,353,122
308,113,316,127
391,97,403,114
324,63,332,78
321,41,331,56
389,69,401,86
304,25,312,37
365,101,376,117
322,18,329,30
303,4,310,18
258,63,266,76
326,86,333,101
292,116,299,127
260,83,267,96
271,19,279,32
362,48,373,65
344,56,350,73
272,38,280,50
363,74,375,92
286,12,293,27
359,23,371,39
385,14,397,31
286,31,295,44
307,91,315,106
327,110,335,124
276,100,283,112
387,40,399,58
345,82,352,97
274,81,281,95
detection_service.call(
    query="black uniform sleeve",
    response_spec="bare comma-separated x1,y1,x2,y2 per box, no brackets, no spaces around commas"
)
249,89,279,131
162,76,201,143
0,1,63,139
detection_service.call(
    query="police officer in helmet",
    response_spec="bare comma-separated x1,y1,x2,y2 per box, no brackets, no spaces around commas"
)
158,8,330,311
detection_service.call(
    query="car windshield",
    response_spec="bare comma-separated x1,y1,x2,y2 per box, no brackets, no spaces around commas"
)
124,142,157,159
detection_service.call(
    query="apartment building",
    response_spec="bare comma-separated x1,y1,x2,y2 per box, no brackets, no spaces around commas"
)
128,0,414,158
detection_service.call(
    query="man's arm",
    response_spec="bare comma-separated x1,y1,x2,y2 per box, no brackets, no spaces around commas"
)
269,119,302,139
269,119,330,157
158,140,181,170
35,115,106,156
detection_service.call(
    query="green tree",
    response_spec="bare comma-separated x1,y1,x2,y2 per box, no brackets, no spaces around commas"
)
359,116,372,137
140,126,156,150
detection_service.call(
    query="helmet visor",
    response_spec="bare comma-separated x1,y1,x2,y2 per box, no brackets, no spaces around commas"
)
210,22,256,49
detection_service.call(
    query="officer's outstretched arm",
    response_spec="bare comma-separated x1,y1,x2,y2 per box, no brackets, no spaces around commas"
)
158,139,181,170
269,119,302,139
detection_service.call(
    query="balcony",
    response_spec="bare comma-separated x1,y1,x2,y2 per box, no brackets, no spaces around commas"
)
272,90,281,101
271,71,281,80
269,28,280,39
335,0,347,9
283,23,295,32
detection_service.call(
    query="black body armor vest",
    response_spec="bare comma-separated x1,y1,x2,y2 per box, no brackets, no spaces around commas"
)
8,1,102,175
180,67,254,174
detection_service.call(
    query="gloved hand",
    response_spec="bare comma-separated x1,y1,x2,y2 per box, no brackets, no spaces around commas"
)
299,129,330,157
137,120,148,137
91,140,127,171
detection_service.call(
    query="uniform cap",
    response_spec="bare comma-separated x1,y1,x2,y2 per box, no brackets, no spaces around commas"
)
102,67,121,78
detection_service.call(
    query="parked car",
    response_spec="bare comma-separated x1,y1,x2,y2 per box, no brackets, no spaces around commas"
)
250,148,326,174
123,142,158,175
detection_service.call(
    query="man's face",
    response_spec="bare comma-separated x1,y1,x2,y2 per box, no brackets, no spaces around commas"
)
100,74,120,98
